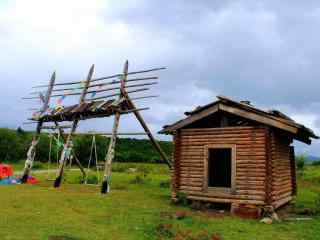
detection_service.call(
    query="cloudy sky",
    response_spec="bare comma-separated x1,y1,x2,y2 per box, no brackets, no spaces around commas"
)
0,0,320,155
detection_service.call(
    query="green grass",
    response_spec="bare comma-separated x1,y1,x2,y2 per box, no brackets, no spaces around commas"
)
0,164,320,240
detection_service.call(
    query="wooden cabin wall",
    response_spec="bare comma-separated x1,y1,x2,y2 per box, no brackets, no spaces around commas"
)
172,126,268,206
270,130,294,208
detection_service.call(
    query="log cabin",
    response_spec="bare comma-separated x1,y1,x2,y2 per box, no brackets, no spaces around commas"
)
159,95,318,216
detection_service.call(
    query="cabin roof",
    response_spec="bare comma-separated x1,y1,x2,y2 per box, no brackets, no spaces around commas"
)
159,95,318,144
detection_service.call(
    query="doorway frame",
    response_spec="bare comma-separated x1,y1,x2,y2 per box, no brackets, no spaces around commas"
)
203,144,236,193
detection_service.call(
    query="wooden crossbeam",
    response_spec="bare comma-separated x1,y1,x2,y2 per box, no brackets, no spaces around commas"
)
86,88,150,102
48,76,158,93
42,125,72,130
32,67,165,88
73,132,148,136
29,81,158,97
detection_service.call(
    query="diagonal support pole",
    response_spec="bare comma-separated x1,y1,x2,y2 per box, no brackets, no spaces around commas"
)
54,65,95,188
126,97,172,168
21,71,56,183
101,60,128,194
53,121,86,181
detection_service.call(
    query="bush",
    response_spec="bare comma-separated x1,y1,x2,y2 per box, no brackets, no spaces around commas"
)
315,193,320,214
159,180,170,188
176,192,189,206
85,175,99,185
296,155,306,175
130,174,146,184
312,160,320,166
0,128,173,165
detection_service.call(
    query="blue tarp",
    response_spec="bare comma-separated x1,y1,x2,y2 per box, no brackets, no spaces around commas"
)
0,177,20,185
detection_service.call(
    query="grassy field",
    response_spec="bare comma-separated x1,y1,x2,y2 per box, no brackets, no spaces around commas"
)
0,163,320,240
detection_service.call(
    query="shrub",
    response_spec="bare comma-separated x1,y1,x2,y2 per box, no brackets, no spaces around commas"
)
0,128,173,165
85,175,99,185
159,180,170,188
176,192,189,206
296,155,306,177
130,174,146,184
155,224,174,239
315,193,320,214
312,160,320,166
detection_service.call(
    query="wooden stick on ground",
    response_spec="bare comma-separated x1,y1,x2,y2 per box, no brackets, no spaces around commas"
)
53,65,94,188
21,71,56,183
101,60,128,194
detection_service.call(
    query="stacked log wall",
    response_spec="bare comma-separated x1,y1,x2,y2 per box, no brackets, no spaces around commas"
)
270,130,293,208
173,126,268,206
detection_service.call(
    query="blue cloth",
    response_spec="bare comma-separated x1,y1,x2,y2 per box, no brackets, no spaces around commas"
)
0,177,20,185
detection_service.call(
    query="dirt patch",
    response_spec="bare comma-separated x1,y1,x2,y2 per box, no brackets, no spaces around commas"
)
48,236,80,240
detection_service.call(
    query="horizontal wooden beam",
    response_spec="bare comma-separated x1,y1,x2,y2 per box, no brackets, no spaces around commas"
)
42,125,72,130
22,121,39,125
120,107,150,114
219,104,298,134
48,82,157,98
23,87,151,100
130,95,159,101
86,88,150,101
73,132,148,136
32,67,166,88
30,77,158,94
159,105,219,134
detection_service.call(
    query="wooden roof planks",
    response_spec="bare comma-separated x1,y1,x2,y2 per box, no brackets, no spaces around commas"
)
160,95,318,145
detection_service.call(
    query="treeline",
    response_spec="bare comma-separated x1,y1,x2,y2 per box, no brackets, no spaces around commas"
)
0,128,173,165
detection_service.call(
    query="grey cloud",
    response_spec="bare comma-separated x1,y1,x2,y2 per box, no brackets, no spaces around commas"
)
0,0,320,154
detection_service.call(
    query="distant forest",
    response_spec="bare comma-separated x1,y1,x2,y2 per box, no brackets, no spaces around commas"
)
0,128,173,165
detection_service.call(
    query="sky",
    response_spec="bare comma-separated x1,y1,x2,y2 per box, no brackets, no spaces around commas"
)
0,0,320,155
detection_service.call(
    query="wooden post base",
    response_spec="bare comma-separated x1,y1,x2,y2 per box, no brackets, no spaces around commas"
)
101,179,109,194
53,176,62,188
20,173,29,184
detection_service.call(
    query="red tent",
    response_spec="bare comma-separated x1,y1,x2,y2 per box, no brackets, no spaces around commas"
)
0,164,13,179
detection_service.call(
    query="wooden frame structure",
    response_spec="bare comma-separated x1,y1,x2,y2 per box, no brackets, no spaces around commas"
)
22,60,172,193
160,96,318,214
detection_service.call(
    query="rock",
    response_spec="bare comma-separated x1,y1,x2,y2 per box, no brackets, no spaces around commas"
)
175,211,187,220
271,212,280,222
260,217,273,224
211,233,223,240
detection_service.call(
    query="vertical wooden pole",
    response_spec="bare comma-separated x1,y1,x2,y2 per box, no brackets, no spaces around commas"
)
101,60,128,194
54,65,94,188
21,71,56,183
